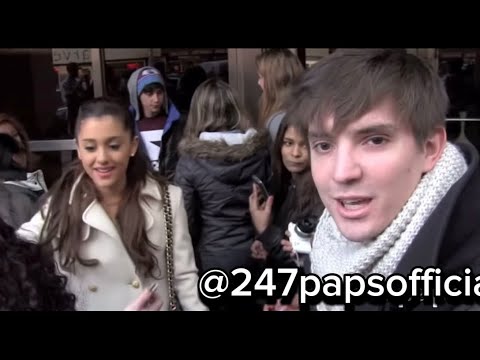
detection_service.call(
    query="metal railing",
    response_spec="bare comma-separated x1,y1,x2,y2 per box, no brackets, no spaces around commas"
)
29,139,76,168
445,118,480,122
29,139,76,152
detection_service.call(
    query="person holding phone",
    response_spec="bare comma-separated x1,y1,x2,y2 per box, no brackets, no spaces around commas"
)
252,175,270,204
249,115,324,310
175,78,270,311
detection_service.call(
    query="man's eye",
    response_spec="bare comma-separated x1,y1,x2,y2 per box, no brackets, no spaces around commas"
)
315,142,331,152
368,136,387,145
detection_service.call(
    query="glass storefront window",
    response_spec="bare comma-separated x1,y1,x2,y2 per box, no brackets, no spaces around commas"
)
0,48,88,186
101,48,228,114
0,49,229,187
439,48,480,118
159,48,228,114
438,48,480,153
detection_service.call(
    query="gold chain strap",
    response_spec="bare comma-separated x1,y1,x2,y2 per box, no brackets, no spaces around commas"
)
162,184,177,311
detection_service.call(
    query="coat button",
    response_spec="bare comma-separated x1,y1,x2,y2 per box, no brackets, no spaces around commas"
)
131,280,140,288
88,285,98,292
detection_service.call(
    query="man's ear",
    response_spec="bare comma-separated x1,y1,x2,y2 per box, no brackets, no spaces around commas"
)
422,126,447,173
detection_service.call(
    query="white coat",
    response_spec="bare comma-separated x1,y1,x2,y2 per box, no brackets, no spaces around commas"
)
17,176,208,311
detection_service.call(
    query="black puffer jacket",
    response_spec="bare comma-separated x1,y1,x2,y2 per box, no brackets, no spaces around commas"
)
175,130,270,273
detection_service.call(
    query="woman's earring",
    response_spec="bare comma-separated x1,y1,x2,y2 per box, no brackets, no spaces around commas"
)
131,153,135,157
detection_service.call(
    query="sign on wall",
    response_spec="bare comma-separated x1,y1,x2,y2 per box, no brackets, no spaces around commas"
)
52,48,159,65
52,49,91,65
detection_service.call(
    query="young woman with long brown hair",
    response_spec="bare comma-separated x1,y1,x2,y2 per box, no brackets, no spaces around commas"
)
249,115,324,310
256,49,304,141
17,98,207,311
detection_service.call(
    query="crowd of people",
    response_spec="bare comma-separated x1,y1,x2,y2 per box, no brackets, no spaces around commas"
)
1,48,479,311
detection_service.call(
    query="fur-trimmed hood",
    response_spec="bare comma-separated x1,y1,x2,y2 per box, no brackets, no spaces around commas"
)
174,129,272,272
178,128,270,162
176,129,271,185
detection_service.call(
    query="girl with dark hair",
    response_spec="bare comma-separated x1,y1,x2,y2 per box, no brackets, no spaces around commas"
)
16,98,207,311
249,115,324,310
0,216,76,311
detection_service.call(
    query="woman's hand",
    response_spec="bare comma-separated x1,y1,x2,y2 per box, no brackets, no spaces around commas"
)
249,184,274,234
263,294,300,311
280,239,294,254
125,284,163,311
251,239,268,260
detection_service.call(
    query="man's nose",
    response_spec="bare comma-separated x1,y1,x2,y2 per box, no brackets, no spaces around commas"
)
332,146,362,183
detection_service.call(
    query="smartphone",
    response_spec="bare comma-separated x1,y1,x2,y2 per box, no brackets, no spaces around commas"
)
252,175,270,204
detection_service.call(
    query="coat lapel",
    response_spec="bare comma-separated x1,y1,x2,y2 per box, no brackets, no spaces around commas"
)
140,200,155,232
82,200,121,241
139,177,163,234
80,177,164,241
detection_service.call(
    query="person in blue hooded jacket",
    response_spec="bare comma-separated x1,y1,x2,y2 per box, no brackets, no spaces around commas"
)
127,66,186,180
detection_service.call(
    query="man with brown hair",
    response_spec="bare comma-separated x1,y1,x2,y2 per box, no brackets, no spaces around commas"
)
288,48,480,311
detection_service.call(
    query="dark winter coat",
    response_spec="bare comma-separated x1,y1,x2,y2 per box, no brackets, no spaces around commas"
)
175,130,271,273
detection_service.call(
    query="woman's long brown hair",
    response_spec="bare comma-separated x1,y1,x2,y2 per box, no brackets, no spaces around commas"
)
182,78,252,140
256,49,304,127
39,98,167,278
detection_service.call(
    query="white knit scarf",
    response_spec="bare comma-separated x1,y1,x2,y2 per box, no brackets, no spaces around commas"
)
311,143,468,311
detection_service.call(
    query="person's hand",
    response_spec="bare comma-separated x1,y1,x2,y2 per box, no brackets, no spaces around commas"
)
263,303,277,311
274,295,300,311
249,183,273,234
263,294,300,311
281,230,296,258
280,239,293,254
125,284,163,311
251,240,268,260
